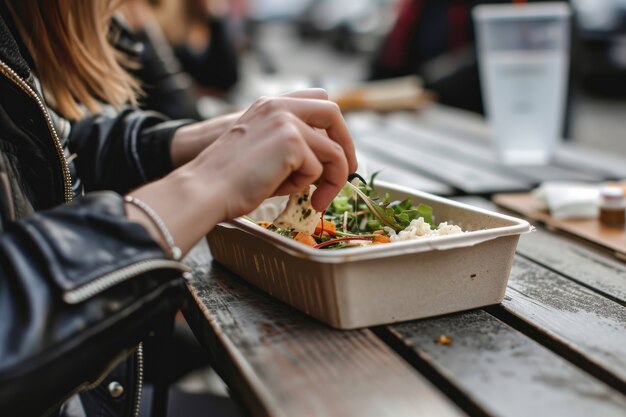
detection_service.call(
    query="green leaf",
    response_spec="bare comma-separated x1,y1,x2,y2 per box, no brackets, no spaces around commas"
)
393,204,433,227
393,198,413,212
332,195,353,214
366,219,383,231
344,181,405,232
369,171,381,195
415,204,434,226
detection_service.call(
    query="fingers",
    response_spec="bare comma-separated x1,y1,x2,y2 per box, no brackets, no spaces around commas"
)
276,118,349,211
252,96,358,175
230,91,358,211
287,98,357,174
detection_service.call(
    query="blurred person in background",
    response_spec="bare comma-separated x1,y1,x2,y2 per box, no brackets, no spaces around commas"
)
149,0,241,95
0,1,356,417
368,0,482,112
119,0,243,120
119,0,204,119
570,0,626,97
368,0,580,115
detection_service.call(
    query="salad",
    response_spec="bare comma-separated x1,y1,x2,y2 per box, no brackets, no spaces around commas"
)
254,174,463,249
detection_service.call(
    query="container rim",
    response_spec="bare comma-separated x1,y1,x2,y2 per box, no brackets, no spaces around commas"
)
216,181,532,264
472,2,571,21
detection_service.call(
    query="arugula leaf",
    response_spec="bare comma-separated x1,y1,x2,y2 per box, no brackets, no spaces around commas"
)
345,181,405,232
369,171,381,195
415,204,434,226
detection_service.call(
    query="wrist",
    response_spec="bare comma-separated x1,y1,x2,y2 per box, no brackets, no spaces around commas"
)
126,165,227,257
170,112,242,167
125,201,172,255
124,195,182,260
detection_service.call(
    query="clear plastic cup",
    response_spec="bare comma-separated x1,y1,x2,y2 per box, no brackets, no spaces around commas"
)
473,2,571,165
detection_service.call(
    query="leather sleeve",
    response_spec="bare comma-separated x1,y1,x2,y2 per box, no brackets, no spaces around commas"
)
174,18,239,92
68,107,193,194
132,25,203,121
111,14,202,121
0,192,186,416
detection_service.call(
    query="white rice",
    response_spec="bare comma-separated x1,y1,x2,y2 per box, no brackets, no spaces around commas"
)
385,218,463,242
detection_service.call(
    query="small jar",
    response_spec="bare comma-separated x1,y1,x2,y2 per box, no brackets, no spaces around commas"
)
599,186,626,228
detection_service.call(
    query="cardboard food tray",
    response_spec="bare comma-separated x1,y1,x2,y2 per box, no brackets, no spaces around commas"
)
207,181,531,329
493,192,626,260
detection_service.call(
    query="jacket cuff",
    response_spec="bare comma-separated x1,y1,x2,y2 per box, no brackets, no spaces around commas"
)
18,191,167,293
138,119,194,181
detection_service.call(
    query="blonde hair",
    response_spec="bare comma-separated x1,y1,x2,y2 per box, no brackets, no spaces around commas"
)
6,0,138,120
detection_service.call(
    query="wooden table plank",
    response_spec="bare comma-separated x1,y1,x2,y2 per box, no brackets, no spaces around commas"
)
390,105,492,146
383,310,626,417
386,110,626,181
354,134,529,194
499,256,626,391
555,143,626,180
386,118,601,184
358,151,454,196
347,113,530,194
183,244,465,417
516,229,626,304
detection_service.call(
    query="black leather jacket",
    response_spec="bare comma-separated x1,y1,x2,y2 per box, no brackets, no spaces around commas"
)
0,8,190,417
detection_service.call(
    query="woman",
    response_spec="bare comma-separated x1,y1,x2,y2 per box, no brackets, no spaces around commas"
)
0,1,356,416
118,0,242,119
147,0,241,93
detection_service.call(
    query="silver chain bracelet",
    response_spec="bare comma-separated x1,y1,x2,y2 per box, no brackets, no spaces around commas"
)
124,195,182,261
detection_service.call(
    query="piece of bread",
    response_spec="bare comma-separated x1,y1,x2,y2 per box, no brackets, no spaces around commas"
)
273,185,321,234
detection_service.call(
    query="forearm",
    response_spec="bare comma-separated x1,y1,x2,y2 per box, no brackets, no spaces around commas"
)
125,162,227,256
69,107,188,192
170,111,242,167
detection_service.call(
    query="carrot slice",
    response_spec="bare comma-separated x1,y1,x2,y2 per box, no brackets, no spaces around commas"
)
373,234,391,244
294,232,317,247
314,219,336,236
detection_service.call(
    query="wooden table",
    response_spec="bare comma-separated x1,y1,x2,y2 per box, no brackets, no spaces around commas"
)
183,220,626,417
346,106,626,196
181,107,626,417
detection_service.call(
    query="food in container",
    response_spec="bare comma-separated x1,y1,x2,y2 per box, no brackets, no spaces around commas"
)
261,178,464,250
207,181,532,329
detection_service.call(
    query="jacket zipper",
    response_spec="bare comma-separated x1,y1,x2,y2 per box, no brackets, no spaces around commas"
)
63,259,191,304
1,59,189,417
41,347,136,417
133,343,144,417
84,343,144,417
0,59,73,203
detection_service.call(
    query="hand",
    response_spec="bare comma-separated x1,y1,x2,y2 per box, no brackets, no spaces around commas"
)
191,89,358,218
127,89,357,255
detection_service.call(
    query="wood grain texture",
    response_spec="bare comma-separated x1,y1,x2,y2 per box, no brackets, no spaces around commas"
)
386,109,626,181
385,117,600,184
183,244,464,417
346,112,530,195
354,132,529,194
358,150,454,196
516,229,626,303
502,256,626,388
385,309,626,417
555,143,626,180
